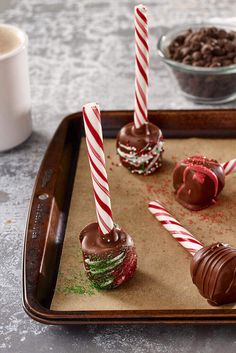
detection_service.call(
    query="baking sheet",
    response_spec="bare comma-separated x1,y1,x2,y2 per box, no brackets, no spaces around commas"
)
51,138,236,311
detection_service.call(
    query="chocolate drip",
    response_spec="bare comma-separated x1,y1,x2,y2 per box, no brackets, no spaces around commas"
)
173,155,225,210
116,122,164,175
191,243,236,306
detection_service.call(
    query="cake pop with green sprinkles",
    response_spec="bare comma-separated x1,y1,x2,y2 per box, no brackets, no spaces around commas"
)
80,103,137,289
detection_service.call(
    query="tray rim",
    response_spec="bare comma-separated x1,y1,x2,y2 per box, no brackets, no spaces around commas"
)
23,109,236,325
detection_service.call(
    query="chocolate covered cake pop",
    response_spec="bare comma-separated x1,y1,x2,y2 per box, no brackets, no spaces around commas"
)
117,122,164,175
117,5,164,175
82,102,137,290
80,223,137,289
173,155,225,210
191,243,236,306
149,200,236,306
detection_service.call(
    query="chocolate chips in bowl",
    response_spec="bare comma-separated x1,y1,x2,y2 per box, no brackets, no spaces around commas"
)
157,24,236,104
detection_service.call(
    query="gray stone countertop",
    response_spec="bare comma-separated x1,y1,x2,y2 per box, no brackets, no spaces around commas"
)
1,0,236,352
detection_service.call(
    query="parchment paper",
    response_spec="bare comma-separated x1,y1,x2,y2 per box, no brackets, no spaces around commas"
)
51,138,236,311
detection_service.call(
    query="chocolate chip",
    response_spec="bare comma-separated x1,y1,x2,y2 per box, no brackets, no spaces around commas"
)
227,52,235,59
210,38,218,46
191,42,201,51
212,47,225,56
212,56,221,64
201,44,213,56
184,33,195,45
218,29,227,39
206,27,218,38
225,42,235,52
183,56,192,65
192,51,202,61
199,34,207,43
209,62,221,67
222,59,233,66
192,60,205,67
227,32,235,41
180,47,191,57
175,34,185,45
173,49,182,61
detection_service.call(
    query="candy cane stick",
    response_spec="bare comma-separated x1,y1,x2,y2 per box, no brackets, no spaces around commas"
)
222,159,236,176
148,200,203,256
83,103,114,235
134,4,149,129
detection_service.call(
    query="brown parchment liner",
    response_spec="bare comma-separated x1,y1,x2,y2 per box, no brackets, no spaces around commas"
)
51,138,236,311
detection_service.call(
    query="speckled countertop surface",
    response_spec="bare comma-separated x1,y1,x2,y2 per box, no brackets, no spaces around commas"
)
1,0,236,352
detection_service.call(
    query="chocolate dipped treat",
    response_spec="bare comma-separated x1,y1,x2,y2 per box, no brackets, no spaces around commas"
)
117,122,164,175
191,243,236,306
118,5,164,175
173,155,225,210
82,102,137,290
80,223,137,289
149,200,236,306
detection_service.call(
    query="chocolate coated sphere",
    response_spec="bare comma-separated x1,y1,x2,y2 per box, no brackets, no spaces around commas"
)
191,243,236,306
173,155,225,210
80,223,137,289
116,122,164,175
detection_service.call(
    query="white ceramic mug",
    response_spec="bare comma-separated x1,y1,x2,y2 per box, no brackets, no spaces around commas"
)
0,24,32,152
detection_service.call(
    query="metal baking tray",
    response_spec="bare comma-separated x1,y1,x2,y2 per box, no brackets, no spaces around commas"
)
23,109,236,324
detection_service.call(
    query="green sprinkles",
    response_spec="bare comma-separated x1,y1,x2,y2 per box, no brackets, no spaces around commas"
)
62,285,86,295
57,267,98,296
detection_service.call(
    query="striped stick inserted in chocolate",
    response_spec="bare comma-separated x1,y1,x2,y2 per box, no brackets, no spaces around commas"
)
148,200,203,255
148,199,236,306
83,102,113,235
134,4,149,129
80,103,137,289
116,5,164,176
222,159,236,176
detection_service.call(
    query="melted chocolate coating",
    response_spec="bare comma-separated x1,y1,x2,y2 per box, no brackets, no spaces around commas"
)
80,223,134,257
191,243,236,306
116,122,164,175
173,155,225,210
80,223,137,289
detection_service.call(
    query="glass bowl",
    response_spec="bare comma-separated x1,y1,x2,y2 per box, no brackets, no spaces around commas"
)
157,23,236,104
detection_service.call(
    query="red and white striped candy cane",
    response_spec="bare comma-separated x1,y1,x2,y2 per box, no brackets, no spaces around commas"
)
134,4,149,129
148,200,203,256
222,159,236,176
83,103,114,235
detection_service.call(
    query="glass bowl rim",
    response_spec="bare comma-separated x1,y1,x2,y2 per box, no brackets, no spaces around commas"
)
157,22,236,74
